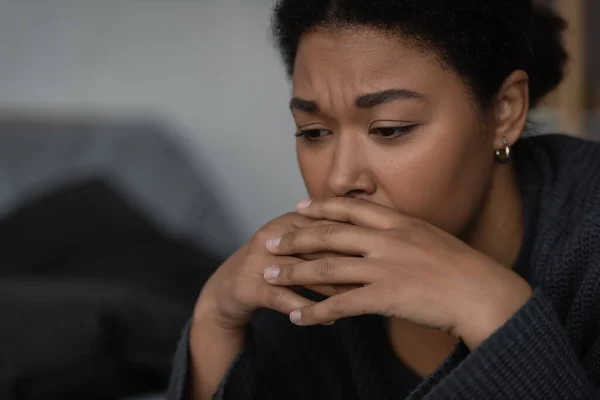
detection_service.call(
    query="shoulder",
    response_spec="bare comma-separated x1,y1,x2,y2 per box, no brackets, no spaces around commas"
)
517,134,600,305
517,133,600,230
551,220,600,362
532,215,600,338
518,132,600,155
516,132,600,176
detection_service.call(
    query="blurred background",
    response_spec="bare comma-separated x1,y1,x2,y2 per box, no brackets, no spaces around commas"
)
0,0,597,399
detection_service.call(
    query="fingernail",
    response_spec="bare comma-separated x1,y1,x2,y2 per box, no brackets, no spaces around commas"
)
296,199,312,209
263,266,280,281
323,321,335,326
290,310,303,325
266,237,281,251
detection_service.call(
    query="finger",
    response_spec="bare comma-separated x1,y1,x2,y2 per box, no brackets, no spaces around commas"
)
276,212,338,230
259,285,315,315
289,287,378,326
264,257,382,286
267,224,376,256
296,197,403,229
296,251,345,261
303,284,361,297
295,253,364,296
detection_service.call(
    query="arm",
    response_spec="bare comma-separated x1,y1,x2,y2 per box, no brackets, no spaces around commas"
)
165,212,327,400
267,198,600,400
189,309,246,400
409,290,597,400
166,301,246,400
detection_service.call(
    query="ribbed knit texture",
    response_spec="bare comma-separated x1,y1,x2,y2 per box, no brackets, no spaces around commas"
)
167,134,600,399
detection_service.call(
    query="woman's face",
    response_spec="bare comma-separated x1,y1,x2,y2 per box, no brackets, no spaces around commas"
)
292,28,498,236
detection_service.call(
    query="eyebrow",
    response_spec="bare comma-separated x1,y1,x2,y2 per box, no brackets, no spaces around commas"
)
289,88,426,113
355,89,426,108
289,97,318,113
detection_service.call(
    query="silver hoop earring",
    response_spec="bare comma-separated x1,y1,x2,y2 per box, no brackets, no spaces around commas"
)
495,137,511,163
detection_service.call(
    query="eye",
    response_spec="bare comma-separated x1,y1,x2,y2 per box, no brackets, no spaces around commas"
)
369,125,418,140
294,129,331,141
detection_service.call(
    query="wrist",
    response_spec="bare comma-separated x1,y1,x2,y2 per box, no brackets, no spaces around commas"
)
458,285,533,350
190,311,246,352
189,297,246,400
193,289,248,336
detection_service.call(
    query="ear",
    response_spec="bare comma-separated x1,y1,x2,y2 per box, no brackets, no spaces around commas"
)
492,70,529,151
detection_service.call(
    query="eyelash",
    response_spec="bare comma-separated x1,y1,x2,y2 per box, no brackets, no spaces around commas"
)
294,125,418,142
294,129,329,141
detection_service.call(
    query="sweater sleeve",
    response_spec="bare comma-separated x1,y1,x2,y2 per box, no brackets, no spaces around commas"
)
408,289,596,400
164,320,193,400
165,320,252,400
164,308,354,400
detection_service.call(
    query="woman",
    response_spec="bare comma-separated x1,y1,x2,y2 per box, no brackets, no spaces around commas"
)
168,0,600,399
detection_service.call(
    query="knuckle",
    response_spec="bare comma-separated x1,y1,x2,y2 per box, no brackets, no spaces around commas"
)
331,286,345,295
310,199,322,212
319,258,337,280
280,230,297,248
329,298,345,318
270,212,295,227
348,196,365,210
256,215,294,238
320,224,337,241
227,272,246,293
230,276,254,306
331,285,348,295
245,252,263,272
279,265,294,281
252,228,270,245
265,287,284,308
344,197,366,215
302,305,317,321
274,212,301,230
281,211,297,220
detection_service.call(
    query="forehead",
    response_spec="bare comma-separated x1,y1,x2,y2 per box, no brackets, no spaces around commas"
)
292,28,454,98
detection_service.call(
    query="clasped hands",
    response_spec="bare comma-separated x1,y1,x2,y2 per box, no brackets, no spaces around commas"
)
262,197,532,350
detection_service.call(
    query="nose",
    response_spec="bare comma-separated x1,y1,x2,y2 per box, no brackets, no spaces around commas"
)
327,133,376,198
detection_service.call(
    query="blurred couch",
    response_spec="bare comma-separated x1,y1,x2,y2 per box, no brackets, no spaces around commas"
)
0,114,238,400
0,114,239,257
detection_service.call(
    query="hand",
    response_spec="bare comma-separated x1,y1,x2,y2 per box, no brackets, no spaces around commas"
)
263,197,533,349
194,212,353,332
191,212,356,400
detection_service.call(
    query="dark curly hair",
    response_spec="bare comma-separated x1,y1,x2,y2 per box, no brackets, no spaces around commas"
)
272,0,567,108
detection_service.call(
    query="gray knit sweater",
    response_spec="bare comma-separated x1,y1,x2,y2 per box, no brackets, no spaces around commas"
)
167,134,600,399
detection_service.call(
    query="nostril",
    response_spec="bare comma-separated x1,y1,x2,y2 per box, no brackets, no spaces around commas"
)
344,190,365,197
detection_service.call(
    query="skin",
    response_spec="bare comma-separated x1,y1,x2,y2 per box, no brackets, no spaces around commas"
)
264,28,532,374
189,27,534,399
290,28,527,260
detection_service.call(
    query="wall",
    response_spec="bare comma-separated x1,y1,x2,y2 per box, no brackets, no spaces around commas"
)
0,0,305,242
2,0,596,243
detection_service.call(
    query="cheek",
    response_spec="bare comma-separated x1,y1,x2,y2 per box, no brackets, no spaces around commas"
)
296,144,331,197
379,118,493,235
